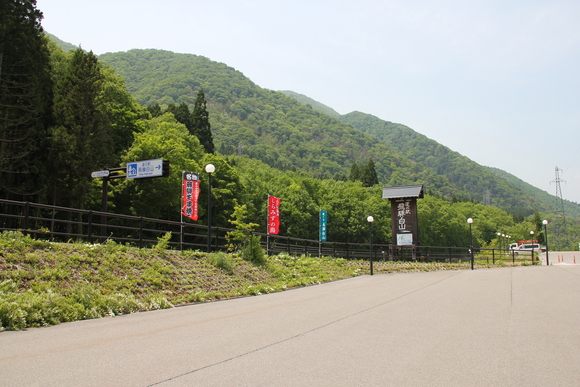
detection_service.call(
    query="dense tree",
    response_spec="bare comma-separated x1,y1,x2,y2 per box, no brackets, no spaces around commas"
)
198,153,242,228
191,88,214,153
49,48,113,208
166,102,193,132
360,158,379,187
114,113,205,220
147,102,162,118
100,65,148,157
349,162,360,182
113,113,241,226
0,0,52,199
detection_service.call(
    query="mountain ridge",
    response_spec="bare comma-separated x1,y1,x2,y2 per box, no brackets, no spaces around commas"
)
90,46,577,218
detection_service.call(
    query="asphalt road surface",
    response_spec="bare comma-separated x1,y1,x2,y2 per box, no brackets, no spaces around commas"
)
1,264,579,386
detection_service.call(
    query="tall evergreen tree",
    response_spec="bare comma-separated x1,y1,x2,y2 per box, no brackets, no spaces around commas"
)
0,0,52,200
360,158,379,187
349,162,360,182
147,102,162,118
166,102,193,132
191,88,214,153
49,48,113,208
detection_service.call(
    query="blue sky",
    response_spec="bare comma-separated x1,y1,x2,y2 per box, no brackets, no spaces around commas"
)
38,0,580,204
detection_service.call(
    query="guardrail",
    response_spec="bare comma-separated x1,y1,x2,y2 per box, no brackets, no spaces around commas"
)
0,199,539,265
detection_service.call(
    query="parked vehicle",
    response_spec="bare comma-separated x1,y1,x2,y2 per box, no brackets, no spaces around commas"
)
513,242,545,255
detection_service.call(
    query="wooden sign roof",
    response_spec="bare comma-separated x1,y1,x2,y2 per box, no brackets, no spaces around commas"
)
382,184,424,199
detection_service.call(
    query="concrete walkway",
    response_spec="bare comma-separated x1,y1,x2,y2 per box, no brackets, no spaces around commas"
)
1,265,579,386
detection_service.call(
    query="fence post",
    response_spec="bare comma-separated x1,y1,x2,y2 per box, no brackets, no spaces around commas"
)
87,211,93,243
22,201,30,232
139,217,144,248
213,227,219,251
50,207,56,240
66,211,72,241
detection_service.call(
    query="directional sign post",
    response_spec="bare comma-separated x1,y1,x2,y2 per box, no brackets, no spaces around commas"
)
126,159,164,179
91,170,110,178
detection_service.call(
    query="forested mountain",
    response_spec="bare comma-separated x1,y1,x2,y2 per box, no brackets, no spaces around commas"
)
338,111,580,218
486,166,580,218
339,112,539,214
46,33,76,52
279,90,341,118
99,49,459,197
99,49,570,217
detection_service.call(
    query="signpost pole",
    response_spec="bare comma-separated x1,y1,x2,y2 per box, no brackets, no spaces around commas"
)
101,176,109,240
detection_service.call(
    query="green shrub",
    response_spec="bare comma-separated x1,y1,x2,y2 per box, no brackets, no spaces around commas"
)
154,232,172,257
208,252,234,273
242,235,266,265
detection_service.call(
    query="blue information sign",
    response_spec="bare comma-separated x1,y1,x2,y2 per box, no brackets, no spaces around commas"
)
319,210,328,241
126,159,163,179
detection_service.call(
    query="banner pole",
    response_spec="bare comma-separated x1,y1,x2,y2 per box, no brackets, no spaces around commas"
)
267,195,270,256
180,171,184,251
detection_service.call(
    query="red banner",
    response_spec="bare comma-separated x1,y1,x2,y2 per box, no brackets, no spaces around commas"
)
182,172,200,221
268,195,281,235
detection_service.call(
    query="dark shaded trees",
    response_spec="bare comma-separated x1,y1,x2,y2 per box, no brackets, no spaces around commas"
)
360,158,379,187
49,48,113,208
191,88,214,154
0,0,52,199
349,159,379,187
166,102,193,131
349,162,360,182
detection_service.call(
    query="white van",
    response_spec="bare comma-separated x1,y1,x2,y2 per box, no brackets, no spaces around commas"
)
514,243,544,255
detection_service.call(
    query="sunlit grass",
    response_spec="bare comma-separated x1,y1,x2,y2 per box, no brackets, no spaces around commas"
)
0,231,511,331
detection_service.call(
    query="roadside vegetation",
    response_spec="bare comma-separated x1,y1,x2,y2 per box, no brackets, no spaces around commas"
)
0,231,507,331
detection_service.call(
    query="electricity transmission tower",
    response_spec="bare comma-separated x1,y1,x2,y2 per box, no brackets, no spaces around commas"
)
550,166,567,250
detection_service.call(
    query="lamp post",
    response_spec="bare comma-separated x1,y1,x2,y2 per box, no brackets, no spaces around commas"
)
530,230,535,263
367,216,374,275
467,218,474,270
543,220,549,265
205,163,215,253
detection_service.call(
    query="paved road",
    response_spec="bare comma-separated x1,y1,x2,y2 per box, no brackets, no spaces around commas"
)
1,265,579,386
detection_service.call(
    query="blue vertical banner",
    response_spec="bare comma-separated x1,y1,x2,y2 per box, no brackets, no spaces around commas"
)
319,210,328,241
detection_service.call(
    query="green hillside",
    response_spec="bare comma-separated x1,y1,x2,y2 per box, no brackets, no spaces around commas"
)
98,48,576,218
486,166,580,218
338,111,580,218
279,90,341,118
99,49,458,196
46,33,77,51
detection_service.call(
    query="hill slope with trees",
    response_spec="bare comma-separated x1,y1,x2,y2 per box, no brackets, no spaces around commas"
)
99,49,459,197
99,49,565,217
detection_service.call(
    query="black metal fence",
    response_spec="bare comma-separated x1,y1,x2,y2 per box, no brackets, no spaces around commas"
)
0,199,538,265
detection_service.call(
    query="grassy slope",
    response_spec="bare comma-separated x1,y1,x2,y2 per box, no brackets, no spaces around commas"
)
0,231,493,331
